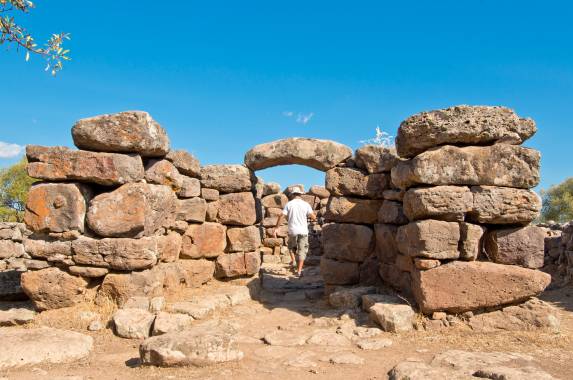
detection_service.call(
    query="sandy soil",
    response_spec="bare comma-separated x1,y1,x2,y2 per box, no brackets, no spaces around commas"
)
2,285,573,380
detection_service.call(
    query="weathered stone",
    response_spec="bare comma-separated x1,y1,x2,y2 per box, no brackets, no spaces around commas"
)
396,105,536,158
0,240,25,259
0,327,93,369
0,224,23,241
307,331,351,347
113,308,155,339
165,149,201,178
87,183,176,238
412,261,551,313
201,188,219,201
72,111,169,156
397,220,460,259
326,167,388,199
263,237,283,248
374,224,400,264
391,144,540,189
378,200,408,225
205,201,219,222
261,193,288,208
322,223,374,262
215,251,261,278
140,321,243,367
23,238,72,261
97,269,165,307
324,197,382,224
300,194,319,209
329,286,377,309
355,145,400,173
200,165,253,193
245,138,353,171
145,159,180,188
217,192,257,226
68,265,109,278
413,258,441,270
369,301,415,333
152,312,194,335
227,225,262,252
264,330,308,346
0,307,35,326
356,337,393,350
395,254,413,272
383,189,405,202
157,232,182,262
26,145,144,185
72,237,158,270
21,267,90,311
24,183,91,234
23,259,50,270
262,182,281,196
320,257,360,285
484,226,545,269
175,259,215,288
181,222,226,258
309,185,330,199
175,176,201,198
459,222,485,261
469,186,541,224
403,186,473,222
175,197,207,223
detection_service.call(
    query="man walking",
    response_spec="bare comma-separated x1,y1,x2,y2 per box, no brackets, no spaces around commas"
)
273,187,317,277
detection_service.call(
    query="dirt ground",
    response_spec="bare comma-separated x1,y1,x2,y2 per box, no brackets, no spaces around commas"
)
2,284,573,380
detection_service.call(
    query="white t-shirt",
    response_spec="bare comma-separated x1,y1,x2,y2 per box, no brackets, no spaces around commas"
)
282,198,314,236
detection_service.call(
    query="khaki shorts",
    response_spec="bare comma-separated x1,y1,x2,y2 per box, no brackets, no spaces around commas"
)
287,234,309,262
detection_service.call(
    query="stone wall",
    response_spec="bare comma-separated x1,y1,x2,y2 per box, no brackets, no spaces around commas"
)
17,111,265,310
4,104,554,317
542,222,573,285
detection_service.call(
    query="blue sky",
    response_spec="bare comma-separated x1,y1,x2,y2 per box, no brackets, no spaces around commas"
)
1,0,572,191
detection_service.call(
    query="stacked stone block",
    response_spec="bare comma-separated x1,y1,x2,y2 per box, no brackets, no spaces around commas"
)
388,105,550,314
18,111,262,311
0,222,31,300
321,145,401,290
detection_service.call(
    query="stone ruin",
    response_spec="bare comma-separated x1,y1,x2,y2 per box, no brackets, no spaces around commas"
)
0,105,554,324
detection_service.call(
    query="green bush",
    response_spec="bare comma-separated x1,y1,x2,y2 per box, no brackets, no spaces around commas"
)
541,177,573,223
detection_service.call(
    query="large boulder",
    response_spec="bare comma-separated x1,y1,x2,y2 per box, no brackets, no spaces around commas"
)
391,144,540,189
165,149,201,178
97,268,165,307
396,105,536,158
21,267,90,311
144,159,181,189
24,183,91,234
0,240,25,259
174,259,215,288
469,186,541,224
26,145,144,186
0,327,93,369
322,223,374,262
403,186,473,222
139,321,243,367
181,222,227,259
227,225,262,252
113,308,155,339
309,185,330,199
378,200,408,225
157,232,183,262
72,236,158,270
217,192,257,226
261,193,288,208
244,138,353,171
324,196,382,224
71,111,169,157
459,222,485,261
200,165,253,193
396,220,460,259
24,238,72,262
320,257,360,285
325,167,388,199
87,183,176,238
354,145,400,173
484,226,545,269
215,251,260,278
411,261,551,313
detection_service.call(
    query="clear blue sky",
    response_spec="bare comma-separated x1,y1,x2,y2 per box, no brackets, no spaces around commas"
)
1,1,572,191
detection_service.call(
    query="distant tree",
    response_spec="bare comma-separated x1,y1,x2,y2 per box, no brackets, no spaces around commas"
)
541,177,573,223
0,0,70,75
0,157,35,222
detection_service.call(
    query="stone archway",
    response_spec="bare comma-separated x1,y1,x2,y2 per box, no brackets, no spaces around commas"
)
244,138,353,172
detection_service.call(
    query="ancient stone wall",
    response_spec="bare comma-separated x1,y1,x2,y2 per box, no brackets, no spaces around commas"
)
0,105,554,317
542,221,573,285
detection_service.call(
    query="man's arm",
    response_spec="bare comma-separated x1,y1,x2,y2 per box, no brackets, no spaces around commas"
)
273,214,284,238
307,204,317,222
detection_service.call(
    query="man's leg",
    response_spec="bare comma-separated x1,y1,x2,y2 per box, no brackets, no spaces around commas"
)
296,235,309,276
287,235,297,271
